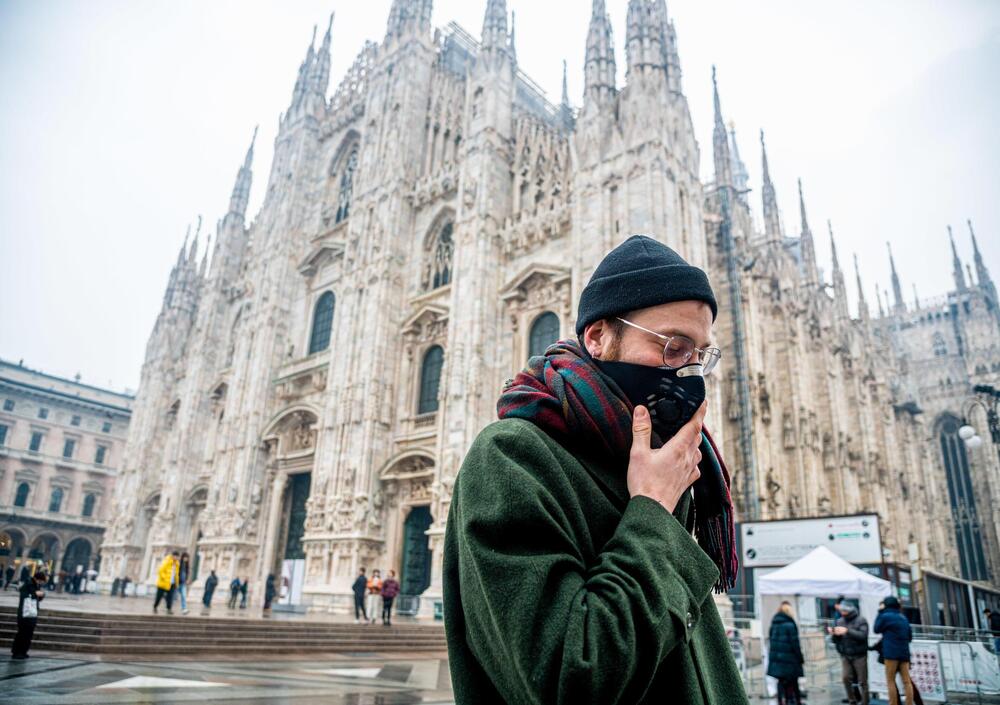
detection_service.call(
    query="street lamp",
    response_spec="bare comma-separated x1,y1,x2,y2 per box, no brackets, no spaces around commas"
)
961,384,1000,457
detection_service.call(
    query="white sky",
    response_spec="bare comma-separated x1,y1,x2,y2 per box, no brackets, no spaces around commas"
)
1,0,998,391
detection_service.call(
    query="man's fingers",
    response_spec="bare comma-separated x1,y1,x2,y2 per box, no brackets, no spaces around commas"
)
676,402,708,446
632,405,652,451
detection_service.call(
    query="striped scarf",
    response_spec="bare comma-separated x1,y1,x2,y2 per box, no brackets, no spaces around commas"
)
497,338,738,593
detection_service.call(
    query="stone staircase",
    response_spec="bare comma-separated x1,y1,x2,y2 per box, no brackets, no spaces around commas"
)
0,606,447,656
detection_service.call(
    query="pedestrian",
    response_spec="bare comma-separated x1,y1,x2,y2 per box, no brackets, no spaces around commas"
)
203,570,218,608
3,563,13,589
874,597,914,705
767,601,804,705
120,576,130,597
829,600,870,705
18,563,31,587
381,569,400,626
352,568,368,623
228,577,241,609
264,574,276,612
11,570,47,660
239,576,249,608
443,236,745,704
366,569,383,624
984,608,1000,655
73,564,84,594
177,552,191,614
152,550,179,614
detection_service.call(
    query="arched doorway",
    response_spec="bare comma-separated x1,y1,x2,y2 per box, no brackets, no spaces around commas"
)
401,506,433,597
277,472,311,607
28,534,59,573
63,538,92,573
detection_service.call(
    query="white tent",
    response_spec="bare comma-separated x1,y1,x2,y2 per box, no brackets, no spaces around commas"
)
758,544,892,619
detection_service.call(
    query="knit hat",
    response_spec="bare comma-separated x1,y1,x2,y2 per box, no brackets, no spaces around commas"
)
883,596,900,609
575,235,718,334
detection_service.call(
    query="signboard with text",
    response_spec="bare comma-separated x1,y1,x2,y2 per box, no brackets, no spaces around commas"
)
740,514,882,567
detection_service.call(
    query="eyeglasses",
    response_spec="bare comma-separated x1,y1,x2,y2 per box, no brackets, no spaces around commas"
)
615,318,722,375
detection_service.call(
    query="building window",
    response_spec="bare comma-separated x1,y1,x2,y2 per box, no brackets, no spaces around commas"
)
2,399,13,411
422,220,454,292
939,418,990,582
29,432,43,452
418,345,444,414
335,147,358,224
82,493,96,518
48,487,64,513
95,445,107,465
528,312,561,358
933,333,947,356
38,407,49,420
308,291,336,354
14,482,30,507
71,415,81,426
0,424,7,446
101,421,112,433
63,439,76,458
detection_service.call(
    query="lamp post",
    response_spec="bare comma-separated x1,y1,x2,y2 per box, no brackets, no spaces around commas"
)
960,384,1000,462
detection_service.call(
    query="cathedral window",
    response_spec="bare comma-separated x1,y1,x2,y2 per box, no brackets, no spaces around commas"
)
418,345,444,414
82,493,96,517
14,482,30,507
48,487,64,513
932,333,947,357
529,312,560,358
335,147,358,224
423,221,454,292
308,291,336,354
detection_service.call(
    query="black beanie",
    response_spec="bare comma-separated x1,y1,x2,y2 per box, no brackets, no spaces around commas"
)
575,235,718,334
883,596,900,609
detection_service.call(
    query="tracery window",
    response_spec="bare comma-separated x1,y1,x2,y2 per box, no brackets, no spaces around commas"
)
308,292,336,354
423,221,454,292
335,147,358,224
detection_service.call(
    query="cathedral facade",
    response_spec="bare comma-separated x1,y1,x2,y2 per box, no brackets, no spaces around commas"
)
99,0,1000,619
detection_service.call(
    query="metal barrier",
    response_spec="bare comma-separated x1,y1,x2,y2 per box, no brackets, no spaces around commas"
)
395,594,421,616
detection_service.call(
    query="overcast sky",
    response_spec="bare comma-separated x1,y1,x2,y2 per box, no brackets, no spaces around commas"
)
1,0,998,392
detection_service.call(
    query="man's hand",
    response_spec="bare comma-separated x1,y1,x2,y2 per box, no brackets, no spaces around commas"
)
832,626,847,636
627,402,706,513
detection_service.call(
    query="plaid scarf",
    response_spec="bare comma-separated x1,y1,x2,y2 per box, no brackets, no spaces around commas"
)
497,338,738,593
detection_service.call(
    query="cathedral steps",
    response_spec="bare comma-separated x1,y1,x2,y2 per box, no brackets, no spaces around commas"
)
0,606,447,655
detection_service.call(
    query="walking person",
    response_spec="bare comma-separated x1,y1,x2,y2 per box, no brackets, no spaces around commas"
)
202,570,218,609
264,574,276,612
228,576,241,609
444,236,745,704
3,563,13,590
984,608,1000,655
352,568,369,623
767,601,804,705
11,570,46,659
152,551,179,614
829,601,870,705
177,552,191,614
874,597,914,705
239,576,249,608
120,576,130,597
381,570,400,626
366,569,383,624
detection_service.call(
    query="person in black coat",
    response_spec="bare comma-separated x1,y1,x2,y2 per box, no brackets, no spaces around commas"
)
352,568,369,623
829,603,870,705
984,608,1000,655
11,570,46,659
768,601,804,705
202,570,218,608
239,577,249,608
264,574,276,612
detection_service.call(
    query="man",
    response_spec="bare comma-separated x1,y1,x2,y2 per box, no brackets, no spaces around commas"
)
381,569,400,626
352,568,369,624
3,562,14,589
239,576,249,608
829,601,870,705
203,570,219,608
11,570,46,659
985,608,1000,655
444,235,745,704
228,576,241,609
153,550,179,614
874,597,913,705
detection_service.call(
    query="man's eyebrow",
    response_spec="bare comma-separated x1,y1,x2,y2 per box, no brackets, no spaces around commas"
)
652,327,713,348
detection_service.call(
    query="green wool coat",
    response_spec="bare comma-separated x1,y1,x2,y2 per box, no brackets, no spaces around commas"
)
443,418,748,705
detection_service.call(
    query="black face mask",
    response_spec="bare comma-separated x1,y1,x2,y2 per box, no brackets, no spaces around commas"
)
592,358,706,445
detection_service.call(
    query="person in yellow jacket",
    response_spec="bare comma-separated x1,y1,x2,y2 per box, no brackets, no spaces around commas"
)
153,550,179,615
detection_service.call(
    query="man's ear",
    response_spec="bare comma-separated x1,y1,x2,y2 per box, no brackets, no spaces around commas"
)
583,320,605,358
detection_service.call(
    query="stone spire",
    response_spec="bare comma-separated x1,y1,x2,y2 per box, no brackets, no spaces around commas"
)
760,130,781,240
584,0,616,109
854,253,869,323
625,0,666,83
289,26,317,110
797,178,818,283
969,219,994,292
949,225,967,291
480,0,509,55
829,220,849,319
711,67,733,188
228,126,257,219
875,283,885,318
912,283,920,310
559,59,573,127
887,242,904,312
729,123,750,195
508,11,517,61
385,0,432,42
311,12,334,97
